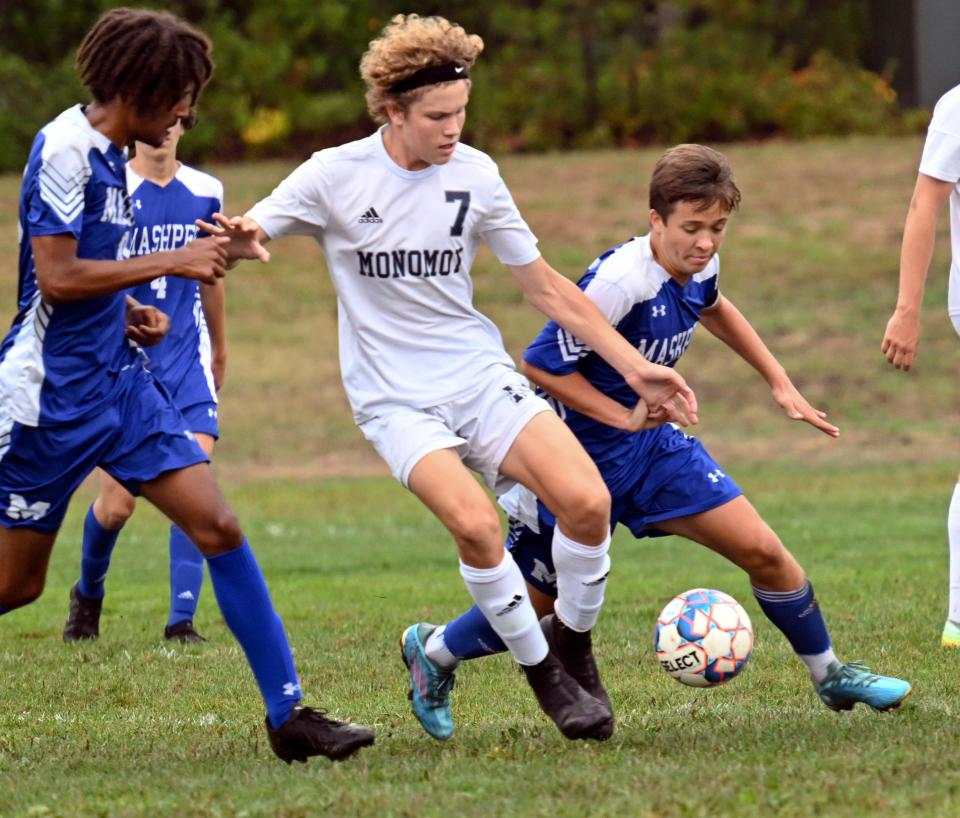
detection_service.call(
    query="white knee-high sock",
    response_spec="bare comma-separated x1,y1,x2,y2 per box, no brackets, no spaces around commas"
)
552,527,611,633
948,484,960,624
459,551,547,666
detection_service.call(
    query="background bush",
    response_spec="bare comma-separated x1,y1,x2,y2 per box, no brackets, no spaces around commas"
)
0,0,916,171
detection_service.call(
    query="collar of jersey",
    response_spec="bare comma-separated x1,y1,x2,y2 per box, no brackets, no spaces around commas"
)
65,104,125,161
125,162,182,191
374,125,441,181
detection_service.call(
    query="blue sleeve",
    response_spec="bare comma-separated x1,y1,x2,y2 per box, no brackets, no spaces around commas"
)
523,319,583,376
28,141,89,240
522,269,600,375
702,261,720,309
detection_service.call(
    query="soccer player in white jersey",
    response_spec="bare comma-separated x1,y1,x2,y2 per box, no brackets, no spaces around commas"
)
409,145,911,739
201,13,698,741
62,118,226,644
0,8,372,764
882,82,960,647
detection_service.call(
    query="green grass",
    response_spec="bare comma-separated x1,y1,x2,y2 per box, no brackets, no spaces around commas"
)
2,137,959,815
0,464,956,817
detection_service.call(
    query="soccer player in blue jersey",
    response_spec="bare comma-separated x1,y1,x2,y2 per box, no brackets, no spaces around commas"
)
0,7,373,763
62,118,226,644
401,144,912,739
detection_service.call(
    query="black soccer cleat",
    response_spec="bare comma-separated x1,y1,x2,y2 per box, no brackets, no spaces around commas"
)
521,651,613,741
541,613,612,714
164,619,207,643
63,582,102,642
266,706,375,764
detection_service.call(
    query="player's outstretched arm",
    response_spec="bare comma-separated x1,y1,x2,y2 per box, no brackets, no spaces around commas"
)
32,234,229,303
882,173,954,371
700,294,839,437
509,257,698,426
195,214,271,264
520,361,659,432
124,294,170,347
200,275,227,389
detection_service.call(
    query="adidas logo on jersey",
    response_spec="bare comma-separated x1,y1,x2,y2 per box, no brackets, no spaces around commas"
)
358,207,383,224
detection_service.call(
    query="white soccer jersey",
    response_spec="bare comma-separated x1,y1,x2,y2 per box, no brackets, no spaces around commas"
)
247,128,541,421
919,84,960,324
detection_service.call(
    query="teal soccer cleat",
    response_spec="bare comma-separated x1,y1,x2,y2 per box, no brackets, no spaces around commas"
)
401,623,457,740
815,661,912,712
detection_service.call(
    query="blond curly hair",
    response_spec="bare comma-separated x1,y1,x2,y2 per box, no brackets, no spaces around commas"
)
360,14,484,123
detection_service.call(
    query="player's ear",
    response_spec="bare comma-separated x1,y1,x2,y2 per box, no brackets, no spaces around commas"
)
649,208,662,232
384,101,406,127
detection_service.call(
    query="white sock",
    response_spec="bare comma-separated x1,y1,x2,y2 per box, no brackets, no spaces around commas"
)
948,483,960,624
459,552,547,666
552,526,611,633
799,649,839,684
424,625,459,670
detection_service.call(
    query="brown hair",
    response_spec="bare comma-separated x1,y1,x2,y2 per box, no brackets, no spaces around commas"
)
360,14,483,123
76,7,213,115
649,144,741,221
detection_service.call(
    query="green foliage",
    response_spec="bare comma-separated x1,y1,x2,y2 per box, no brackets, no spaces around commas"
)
0,0,911,170
778,50,899,137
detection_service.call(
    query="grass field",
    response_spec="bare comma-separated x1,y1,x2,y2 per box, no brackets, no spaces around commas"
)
2,136,960,817
1,466,956,818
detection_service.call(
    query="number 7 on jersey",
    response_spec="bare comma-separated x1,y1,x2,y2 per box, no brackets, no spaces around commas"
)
445,191,470,237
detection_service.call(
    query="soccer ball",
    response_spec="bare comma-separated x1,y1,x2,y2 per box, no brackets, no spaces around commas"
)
653,588,753,687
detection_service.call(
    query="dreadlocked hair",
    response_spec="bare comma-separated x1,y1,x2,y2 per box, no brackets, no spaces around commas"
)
76,7,213,115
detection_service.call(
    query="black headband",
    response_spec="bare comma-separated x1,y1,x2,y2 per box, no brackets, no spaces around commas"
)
389,62,469,94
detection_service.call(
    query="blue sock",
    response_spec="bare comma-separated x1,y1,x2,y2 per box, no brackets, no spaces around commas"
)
205,538,301,728
168,525,204,627
753,580,832,655
443,605,507,659
78,504,122,599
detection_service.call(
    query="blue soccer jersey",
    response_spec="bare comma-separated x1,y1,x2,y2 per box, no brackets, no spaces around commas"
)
122,163,222,407
523,235,719,495
0,105,136,426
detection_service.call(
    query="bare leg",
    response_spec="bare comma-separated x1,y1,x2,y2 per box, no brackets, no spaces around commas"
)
406,447,610,739
0,527,57,612
654,495,805,591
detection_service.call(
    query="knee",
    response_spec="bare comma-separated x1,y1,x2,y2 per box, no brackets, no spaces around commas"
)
94,493,136,530
741,530,795,580
553,482,611,540
0,575,44,611
448,506,504,567
187,508,243,556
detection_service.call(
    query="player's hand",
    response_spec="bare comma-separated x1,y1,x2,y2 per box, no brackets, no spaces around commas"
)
169,236,229,284
617,400,670,432
196,213,271,263
771,381,839,437
125,300,170,347
881,308,921,371
625,363,698,427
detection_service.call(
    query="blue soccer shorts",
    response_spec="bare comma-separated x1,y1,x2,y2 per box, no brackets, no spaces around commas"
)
0,365,209,533
507,424,743,596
